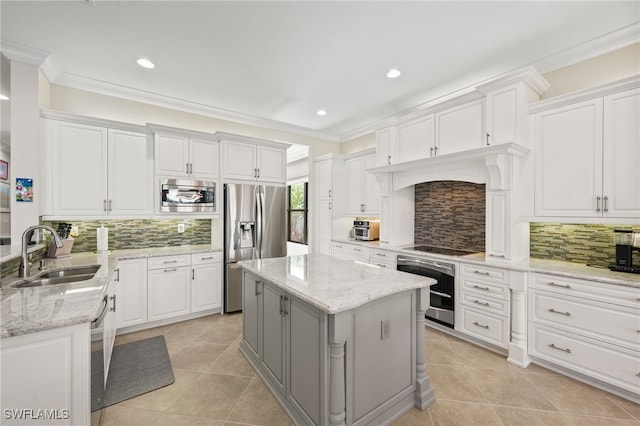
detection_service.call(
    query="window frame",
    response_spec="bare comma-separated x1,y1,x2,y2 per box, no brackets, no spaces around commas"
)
286,181,308,245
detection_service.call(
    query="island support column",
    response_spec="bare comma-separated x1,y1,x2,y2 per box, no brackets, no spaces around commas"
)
415,287,436,409
328,311,352,425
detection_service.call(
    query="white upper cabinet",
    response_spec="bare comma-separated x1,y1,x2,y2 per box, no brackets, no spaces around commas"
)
375,126,396,166
435,98,485,156
534,99,603,217
396,114,434,162
534,86,640,219
346,153,381,215
312,154,345,255
51,120,153,216
221,136,286,183
602,88,640,218
155,132,219,180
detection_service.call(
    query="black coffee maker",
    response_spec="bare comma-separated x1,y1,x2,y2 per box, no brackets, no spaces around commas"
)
609,229,640,274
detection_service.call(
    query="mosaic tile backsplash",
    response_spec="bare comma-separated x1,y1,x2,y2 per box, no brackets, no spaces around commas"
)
41,219,212,253
414,181,486,252
530,223,640,267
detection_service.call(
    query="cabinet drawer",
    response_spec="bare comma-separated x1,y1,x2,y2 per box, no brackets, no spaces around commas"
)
530,273,640,309
460,306,509,348
460,263,509,284
331,242,370,260
529,323,640,394
148,254,190,270
461,292,509,317
370,249,396,265
530,290,640,350
191,251,222,265
461,277,509,301
369,259,395,269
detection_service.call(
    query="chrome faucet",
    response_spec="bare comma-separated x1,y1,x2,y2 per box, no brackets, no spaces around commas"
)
20,225,64,278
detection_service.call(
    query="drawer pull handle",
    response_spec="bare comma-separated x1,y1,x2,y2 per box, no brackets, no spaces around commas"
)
354,248,361,252
473,300,490,307
474,270,490,276
548,343,572,354
473,285,490,291
636,373,640,377
489,254,505,258
430,290,452,299
163,268,177,273
547,282,571,289
163,260,178,264
200,256,214,260
548,308,571,317
376,253,387,257
472,321,489,329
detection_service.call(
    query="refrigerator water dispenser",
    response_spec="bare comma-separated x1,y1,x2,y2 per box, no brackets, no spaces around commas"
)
237,221,256,249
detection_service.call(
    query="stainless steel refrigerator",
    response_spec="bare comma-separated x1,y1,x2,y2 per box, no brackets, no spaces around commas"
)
224,183,286,312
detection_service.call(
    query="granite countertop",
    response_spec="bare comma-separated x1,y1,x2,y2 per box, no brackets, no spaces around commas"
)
0,244,221,339
330,239,640,289
238,253,435,314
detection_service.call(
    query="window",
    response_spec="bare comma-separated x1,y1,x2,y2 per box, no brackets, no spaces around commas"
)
287,182,308,245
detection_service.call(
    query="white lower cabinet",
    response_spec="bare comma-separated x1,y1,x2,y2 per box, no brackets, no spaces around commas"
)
528,273,640,397
0,323,91,426
147,255,191,322
458,263,510,349
190,252,223,313
369,248,396,269
117,258,148,328
331,241,370,263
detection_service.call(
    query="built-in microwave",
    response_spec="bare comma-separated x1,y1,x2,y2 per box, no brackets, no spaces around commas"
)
160,178,216,213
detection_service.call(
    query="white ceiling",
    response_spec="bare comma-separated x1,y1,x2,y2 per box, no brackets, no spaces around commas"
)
1,1,639,141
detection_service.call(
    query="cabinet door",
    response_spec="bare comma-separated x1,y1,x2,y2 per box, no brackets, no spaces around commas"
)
287,296,323,425
148,267,191,321
242,273,261,356
52,121,108,214
314,159,332,199
190,138,219,179
261,281,285,393
435,99,485,156
534,99,603,217
363,155,381,214
376,127,395,166
117,258,148,328
104,278,118,379
191,262,222,312
486,85,518,146
224,140,257,180
108,129,154,215
257,145,286,183
313,199,332,255
397,115,433,162
155,134,190,176
603,89,640,218
346,157,365,214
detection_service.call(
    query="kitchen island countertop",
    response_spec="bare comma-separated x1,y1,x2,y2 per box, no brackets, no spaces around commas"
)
0,244,221,339
238,253,435,314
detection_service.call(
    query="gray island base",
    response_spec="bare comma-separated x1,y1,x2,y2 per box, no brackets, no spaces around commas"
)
238,254,436,425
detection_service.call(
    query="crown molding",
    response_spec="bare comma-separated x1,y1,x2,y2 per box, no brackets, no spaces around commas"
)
0,40,50,65
51,72,340,143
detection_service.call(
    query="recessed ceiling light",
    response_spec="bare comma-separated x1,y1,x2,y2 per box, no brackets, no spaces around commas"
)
136,58,155,69
386,68,401,79
0,94,9,101
317,109,327,116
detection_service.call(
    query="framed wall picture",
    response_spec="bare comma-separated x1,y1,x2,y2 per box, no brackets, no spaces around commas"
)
0,160,7,180
16,178,33,202
0,182,10,212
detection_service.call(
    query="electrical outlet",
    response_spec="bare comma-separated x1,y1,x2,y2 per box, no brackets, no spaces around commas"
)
381,318,391,340
70,226,79,237
177,223,185,233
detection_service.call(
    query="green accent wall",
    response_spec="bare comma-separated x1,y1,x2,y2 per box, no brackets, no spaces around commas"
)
530,223,639,267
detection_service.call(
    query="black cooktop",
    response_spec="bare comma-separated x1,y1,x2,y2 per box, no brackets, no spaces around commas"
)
410,245,479,257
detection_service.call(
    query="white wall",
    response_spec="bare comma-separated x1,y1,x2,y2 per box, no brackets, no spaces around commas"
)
10,61,41,243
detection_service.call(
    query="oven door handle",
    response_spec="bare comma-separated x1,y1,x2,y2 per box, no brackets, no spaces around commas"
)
429,290,452,299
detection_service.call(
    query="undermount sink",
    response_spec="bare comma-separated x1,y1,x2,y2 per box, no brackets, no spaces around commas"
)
10,265,101,288
38,265,101,279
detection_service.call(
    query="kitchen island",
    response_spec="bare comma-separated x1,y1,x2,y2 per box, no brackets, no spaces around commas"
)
238,254,436,426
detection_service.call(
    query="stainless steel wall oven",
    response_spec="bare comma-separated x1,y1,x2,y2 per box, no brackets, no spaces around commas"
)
397,254,455,328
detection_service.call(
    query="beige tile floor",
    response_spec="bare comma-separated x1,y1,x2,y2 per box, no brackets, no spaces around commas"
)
95,314,640,426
